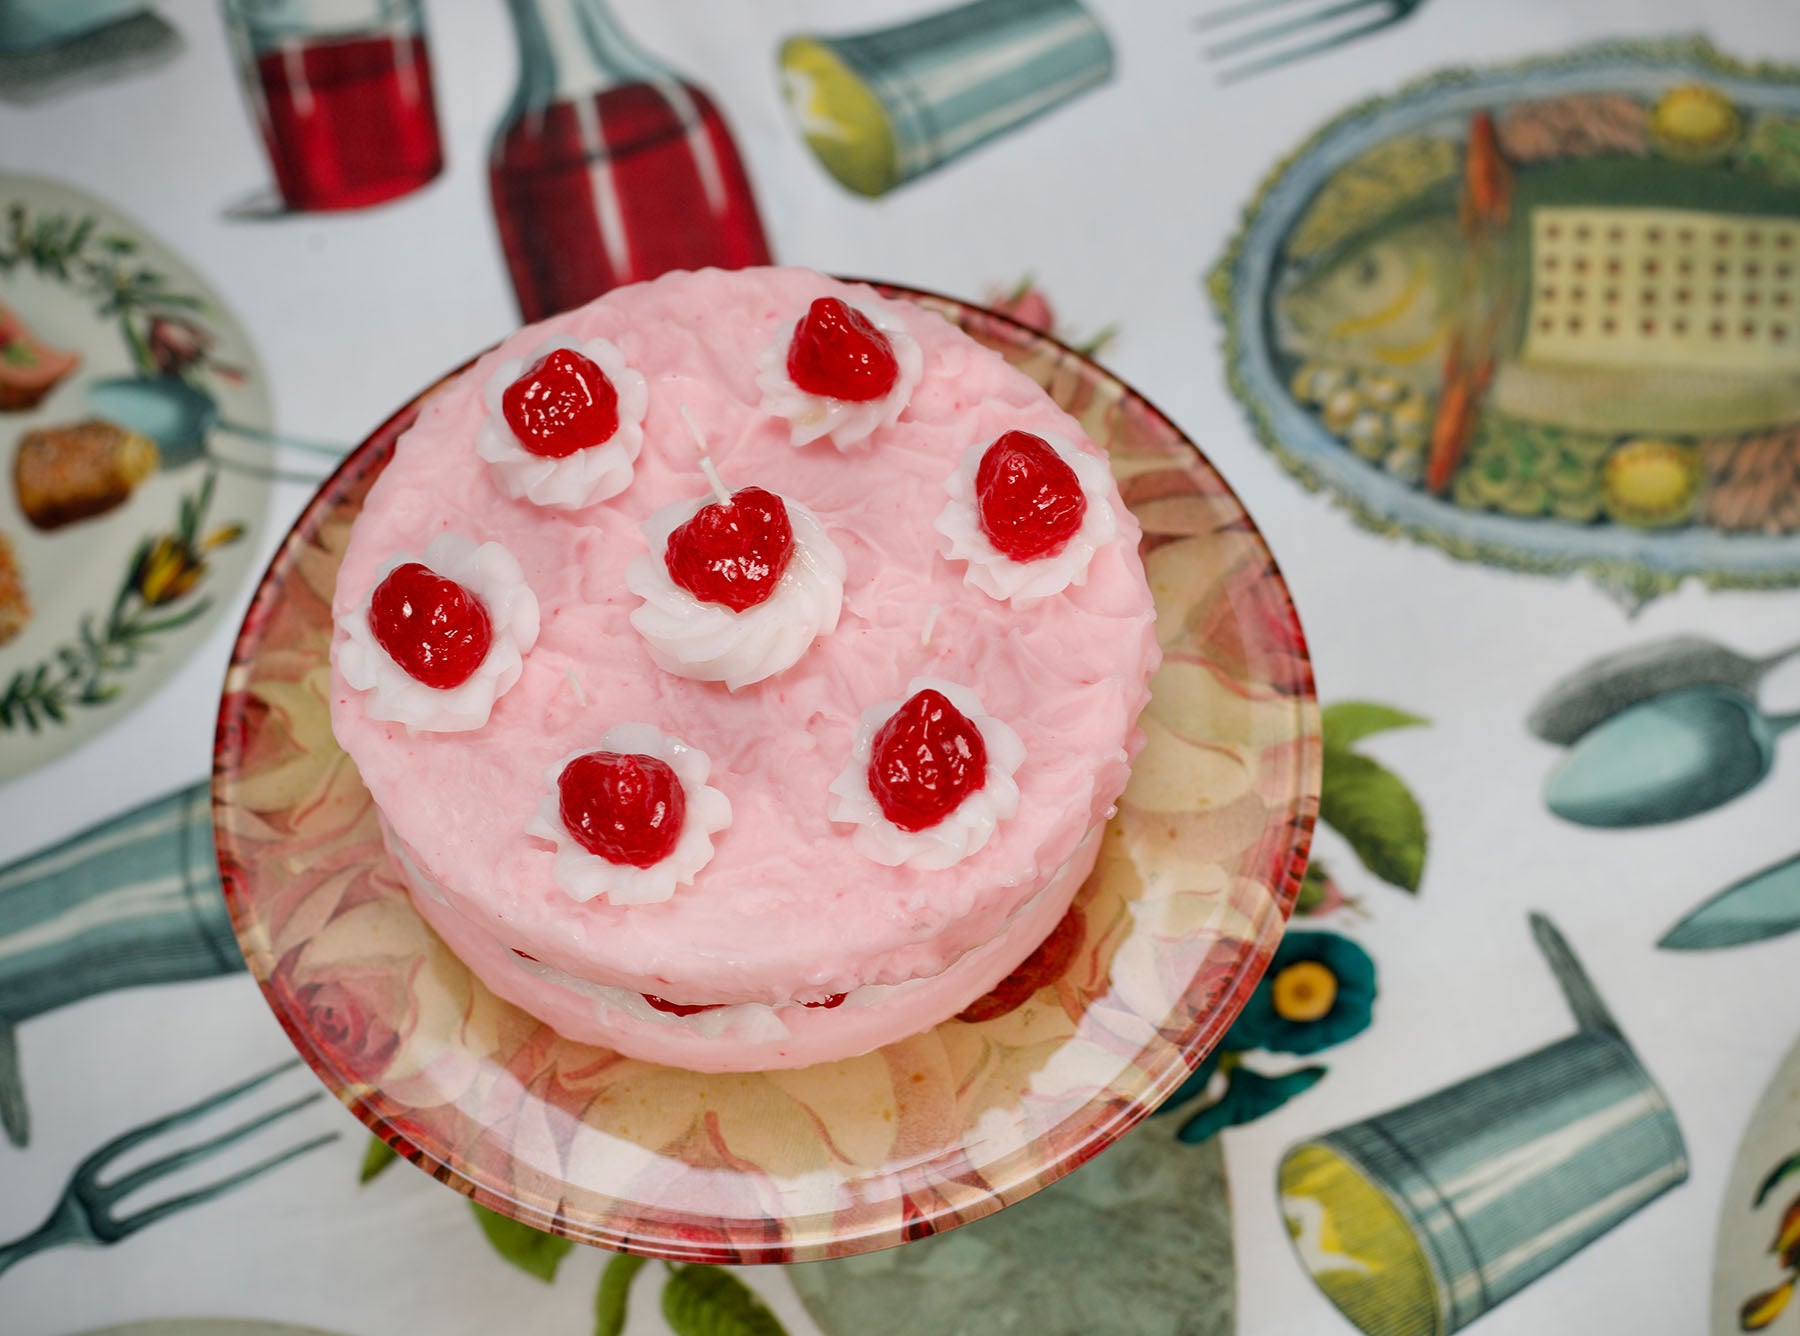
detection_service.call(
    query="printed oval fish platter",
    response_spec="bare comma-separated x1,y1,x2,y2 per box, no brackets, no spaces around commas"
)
1214,39,1800,605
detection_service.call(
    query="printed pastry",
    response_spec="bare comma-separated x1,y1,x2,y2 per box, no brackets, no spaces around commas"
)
14,419,159,530
0,530,28,647
329,268,1159,1072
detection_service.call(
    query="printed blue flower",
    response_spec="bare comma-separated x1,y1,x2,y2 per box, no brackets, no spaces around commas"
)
1225,930,1377,1056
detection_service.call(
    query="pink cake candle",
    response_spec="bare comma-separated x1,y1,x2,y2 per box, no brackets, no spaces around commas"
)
329,267,1159,1072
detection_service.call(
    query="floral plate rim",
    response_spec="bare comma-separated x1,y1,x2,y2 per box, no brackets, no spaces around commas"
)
212,283,1319,1262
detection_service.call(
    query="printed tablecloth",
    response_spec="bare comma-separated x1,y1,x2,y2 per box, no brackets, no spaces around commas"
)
3,1,1799,1333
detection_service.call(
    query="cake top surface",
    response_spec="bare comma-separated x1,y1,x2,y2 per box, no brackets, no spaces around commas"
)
329,267,1158,1003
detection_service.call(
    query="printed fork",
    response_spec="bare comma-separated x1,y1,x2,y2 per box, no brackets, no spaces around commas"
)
1197,0,1429,82
0,1060,339,1279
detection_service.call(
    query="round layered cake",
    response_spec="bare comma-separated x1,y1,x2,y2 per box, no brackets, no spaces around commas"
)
329,268,1159,1071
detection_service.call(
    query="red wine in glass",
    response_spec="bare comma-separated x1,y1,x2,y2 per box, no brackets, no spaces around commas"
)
249,30,444,212
489,80,772,322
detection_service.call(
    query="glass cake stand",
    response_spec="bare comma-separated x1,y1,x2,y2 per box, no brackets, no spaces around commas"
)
211,285,1320,1263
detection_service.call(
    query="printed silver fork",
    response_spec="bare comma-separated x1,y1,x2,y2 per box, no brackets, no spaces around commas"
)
1197,0,1429,82
0,1060,338,1279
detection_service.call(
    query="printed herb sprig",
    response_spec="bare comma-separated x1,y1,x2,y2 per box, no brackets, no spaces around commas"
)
0,203,206,376
361,1142,791,1335
0,471,243,732
1741,1150,1800,1330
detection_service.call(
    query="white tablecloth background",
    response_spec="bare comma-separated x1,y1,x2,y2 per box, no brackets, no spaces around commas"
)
4,1,1798,1331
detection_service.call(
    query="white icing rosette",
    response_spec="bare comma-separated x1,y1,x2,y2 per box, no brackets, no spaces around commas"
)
625,493,846,690
934,430,1118,606
334,533,539,733
476,335,649,509
755,299,923,450
527,722,732,906
827,678,1025,871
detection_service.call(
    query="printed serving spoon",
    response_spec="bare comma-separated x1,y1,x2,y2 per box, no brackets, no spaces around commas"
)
1528,634,1800,745
1544,684,1800,828
87,374,340,479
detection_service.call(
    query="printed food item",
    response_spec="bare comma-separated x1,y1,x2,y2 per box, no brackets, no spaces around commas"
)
1275,82,1800,536
0,530,29,646
329,267,1160,1072
1649,83,1743,162
1496,93,1650,164
1701,425,1800,533
14,420,159,530
1737,113,1800,186
0,305,81,412
1602,438,1702,528
1285,137,1461,260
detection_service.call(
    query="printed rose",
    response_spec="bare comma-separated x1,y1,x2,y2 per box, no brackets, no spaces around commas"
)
296,976,400,1082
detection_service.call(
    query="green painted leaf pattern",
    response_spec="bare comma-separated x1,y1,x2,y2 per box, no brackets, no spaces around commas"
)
1320,702,1430,751
469,1202,575,1284
1319,749,1427,892
1176,1064,1327,1144
595,1252,648,1336
1756,1151,1800,1208
358,1135,398,1184
662,1264,789,1336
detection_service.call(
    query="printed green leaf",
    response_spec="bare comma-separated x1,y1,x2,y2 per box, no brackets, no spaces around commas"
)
595,1252,648,1336
1320,748,1427,893
1321,702,1430,752
358,1135,398,1184
469,1202,574,1283
1295,860,1331,914
1756,1152,1800,1208
1176,1064,1327,1144
662,1264,789,1336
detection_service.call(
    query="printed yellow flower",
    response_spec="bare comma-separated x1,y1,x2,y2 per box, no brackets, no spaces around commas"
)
1272,959,1339,1023
131,523,245,606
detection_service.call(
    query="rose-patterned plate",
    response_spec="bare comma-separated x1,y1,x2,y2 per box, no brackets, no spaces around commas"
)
211,286,1319,1263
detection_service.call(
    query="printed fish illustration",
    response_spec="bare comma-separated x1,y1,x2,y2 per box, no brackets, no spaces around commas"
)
1276,104,1800,442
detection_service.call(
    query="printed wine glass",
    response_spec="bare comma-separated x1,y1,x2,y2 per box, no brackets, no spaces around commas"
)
222,0,445,213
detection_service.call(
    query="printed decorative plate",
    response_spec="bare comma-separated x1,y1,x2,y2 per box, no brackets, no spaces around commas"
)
1213,39,1800,606
212,287,1319,1263
0,172,269,781
1711,1031,1800,1334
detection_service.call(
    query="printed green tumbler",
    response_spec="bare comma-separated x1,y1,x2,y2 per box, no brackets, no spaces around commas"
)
779,0,1114,197
1277,914,1688,1336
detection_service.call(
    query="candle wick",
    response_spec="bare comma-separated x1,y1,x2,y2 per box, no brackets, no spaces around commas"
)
921,602,942,648
678,402,733,506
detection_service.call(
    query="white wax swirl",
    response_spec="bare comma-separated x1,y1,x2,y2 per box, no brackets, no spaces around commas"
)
334,533,539,734
934,431,1119,606
626,493,846,690
526,722,732,906
827,678,1025,871
755,299,923,450
476,335,649,509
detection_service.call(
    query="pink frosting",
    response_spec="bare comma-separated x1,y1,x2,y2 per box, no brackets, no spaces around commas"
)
329,268,1159,1066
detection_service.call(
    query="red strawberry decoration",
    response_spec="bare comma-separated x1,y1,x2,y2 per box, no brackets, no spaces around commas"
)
501,346,620,458
369,562,493,689
558,751,686,867
664,485,795,612
868,688,989,832
787,297,899,402
975,431,1088,562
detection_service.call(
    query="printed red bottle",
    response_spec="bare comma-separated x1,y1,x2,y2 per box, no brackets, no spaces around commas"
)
489,0,773,321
